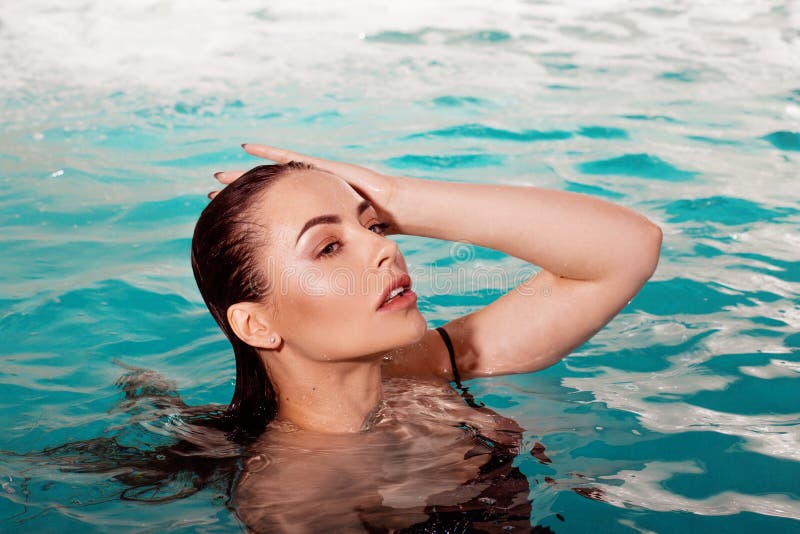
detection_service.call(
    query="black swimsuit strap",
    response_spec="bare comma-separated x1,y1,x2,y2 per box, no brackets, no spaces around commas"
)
435,326,483,410
435,326,460,385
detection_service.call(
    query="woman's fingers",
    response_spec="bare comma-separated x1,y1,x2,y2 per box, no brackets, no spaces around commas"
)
242,143,310,164
208,190,219,199
211,144,345,198
211,143,344,192
211,143,398,213
242,143,358,177
214,170,246,184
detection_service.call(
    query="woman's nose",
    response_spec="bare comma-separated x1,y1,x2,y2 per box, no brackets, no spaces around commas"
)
374,234,399,269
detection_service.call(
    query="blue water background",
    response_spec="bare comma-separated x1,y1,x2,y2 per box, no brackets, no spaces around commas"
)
1,1,799,531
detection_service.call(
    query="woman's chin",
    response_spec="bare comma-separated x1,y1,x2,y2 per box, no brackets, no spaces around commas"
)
400,313,430,349
413,313,429,340
377,312,428,351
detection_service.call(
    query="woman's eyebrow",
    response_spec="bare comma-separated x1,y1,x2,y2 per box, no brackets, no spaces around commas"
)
356,199,372,216
295,199,374,245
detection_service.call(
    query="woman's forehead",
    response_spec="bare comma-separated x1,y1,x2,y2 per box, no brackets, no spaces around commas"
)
271,169,361,209
251,169,365,241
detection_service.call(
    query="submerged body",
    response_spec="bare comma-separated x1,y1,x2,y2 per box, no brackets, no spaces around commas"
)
187,143,662,530
235,378,531,532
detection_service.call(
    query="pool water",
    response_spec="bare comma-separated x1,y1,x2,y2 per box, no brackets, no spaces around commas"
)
1,0,799,531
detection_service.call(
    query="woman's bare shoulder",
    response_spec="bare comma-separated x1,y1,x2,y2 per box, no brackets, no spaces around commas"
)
381,328,452,380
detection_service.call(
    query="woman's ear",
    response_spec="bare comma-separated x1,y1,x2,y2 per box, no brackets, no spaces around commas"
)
227,302,281,349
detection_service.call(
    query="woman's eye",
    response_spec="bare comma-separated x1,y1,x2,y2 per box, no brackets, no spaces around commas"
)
319,241,341,257
317,223,386,259
369,222,389,235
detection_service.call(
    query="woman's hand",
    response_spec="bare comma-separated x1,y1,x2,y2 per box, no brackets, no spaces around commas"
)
212,144,401,230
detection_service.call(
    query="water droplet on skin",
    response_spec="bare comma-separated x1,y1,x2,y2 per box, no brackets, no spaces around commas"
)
246,454,271,473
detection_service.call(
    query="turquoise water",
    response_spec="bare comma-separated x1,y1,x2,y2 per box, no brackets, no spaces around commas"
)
1,0,799,531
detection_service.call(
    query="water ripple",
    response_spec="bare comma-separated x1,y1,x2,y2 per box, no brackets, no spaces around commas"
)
576,126,629,140
763,131,800,152
662,196,798,225
384,153,504,170
430,95,489,108
407,123,572,142
577,153,697,181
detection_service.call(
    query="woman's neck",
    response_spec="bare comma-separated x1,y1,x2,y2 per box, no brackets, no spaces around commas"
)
264,352,384,434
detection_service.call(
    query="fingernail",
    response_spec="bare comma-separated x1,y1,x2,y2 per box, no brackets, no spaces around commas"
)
241,143,249,149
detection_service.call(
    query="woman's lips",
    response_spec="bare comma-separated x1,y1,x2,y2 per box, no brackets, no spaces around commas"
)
377,273,413,310
377,288,418,311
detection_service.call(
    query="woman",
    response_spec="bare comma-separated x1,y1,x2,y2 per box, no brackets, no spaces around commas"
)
192,143,662,531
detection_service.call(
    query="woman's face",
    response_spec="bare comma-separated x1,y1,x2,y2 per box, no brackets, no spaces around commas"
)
250,169,428,361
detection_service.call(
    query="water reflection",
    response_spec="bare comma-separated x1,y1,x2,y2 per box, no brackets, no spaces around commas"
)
235,378,534,532
598,461,800,520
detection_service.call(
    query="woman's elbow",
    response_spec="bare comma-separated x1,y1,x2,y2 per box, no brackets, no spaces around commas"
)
636,221,663,282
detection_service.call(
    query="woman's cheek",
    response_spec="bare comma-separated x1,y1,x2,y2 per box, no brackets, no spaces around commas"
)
287,268,357,319
293,262,328,299
328,267,360,299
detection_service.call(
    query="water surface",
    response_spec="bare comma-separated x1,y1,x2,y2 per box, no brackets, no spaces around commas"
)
1,0,799,532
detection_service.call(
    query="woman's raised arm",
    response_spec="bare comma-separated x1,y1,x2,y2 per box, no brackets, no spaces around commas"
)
216,144,662,379
386,173,662,378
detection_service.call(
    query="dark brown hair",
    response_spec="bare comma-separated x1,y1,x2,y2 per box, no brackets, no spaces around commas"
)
191,162,314,438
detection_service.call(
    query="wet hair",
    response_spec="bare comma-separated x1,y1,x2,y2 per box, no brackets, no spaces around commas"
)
191,161,314,438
